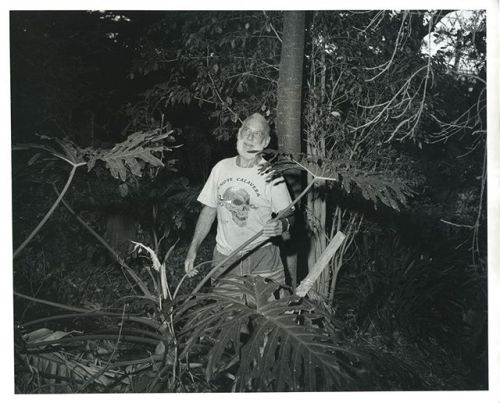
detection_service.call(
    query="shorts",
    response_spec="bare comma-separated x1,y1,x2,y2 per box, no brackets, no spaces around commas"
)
211,244,285,297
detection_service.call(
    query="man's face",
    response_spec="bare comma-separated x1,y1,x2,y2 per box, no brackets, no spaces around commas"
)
236,121,270,160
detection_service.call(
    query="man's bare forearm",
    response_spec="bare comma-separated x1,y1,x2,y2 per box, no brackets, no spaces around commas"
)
188,206,217,253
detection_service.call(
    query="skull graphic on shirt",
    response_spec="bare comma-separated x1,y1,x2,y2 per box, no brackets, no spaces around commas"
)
219,186,256,227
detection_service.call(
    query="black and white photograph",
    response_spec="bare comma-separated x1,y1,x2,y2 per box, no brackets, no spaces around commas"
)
6,3,498,397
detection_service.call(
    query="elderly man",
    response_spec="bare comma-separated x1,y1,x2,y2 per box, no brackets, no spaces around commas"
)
184,113,294,288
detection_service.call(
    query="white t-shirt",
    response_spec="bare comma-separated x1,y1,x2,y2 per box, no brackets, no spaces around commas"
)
197,156,293,255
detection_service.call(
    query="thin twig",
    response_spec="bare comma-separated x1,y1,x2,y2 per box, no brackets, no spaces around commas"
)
440,219,474,229
207,71,243,124
262,11,282,42
365,12,407,81
472,144,487,266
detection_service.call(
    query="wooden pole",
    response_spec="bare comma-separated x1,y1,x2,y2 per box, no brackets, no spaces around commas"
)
296,231,346,297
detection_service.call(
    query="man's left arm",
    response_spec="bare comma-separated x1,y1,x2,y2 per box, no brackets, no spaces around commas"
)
262,176,295,237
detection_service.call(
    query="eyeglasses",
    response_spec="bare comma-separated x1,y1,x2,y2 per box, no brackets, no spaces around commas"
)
240,126,266,142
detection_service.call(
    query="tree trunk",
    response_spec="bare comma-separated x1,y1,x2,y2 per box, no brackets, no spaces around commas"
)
277,11,305,155
276,11,306,290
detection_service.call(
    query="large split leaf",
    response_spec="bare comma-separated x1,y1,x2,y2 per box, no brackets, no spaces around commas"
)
260,150,413,211
14,128,174,181
178,276,366,391
87,129,173,181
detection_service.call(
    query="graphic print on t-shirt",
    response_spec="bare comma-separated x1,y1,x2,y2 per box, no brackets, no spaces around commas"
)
218,186,257,227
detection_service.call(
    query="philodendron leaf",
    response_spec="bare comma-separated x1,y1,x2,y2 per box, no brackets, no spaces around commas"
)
89,129,172,181
261,151,412,211
179,276,365,391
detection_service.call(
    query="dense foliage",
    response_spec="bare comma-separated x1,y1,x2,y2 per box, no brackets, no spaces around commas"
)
11,10,487,392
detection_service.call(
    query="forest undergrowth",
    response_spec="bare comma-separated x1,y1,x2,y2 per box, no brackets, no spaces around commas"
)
14,227,486,392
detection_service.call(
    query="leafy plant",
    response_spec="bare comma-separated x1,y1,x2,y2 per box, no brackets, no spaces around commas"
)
17,328,130,393
128,11,283,138
12,127,175,259
261,150,413,211
86,129,174,181
178,276,370,391
15,256,182,393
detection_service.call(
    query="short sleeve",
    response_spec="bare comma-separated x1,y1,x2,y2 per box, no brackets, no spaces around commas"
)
197,164,219,208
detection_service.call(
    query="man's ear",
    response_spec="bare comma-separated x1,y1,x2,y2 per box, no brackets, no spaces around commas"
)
264,136,271,148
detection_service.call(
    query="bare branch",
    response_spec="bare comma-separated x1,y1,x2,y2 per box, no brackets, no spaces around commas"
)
262,11,282,43
440,219,474,229
207,71,244,124
365,12,408,81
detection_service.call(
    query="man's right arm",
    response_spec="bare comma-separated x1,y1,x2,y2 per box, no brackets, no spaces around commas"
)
184,205,217,277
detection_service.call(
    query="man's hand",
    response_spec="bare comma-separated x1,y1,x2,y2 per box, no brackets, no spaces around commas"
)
184,206,216,278
184,249,198,277
263,219,285,237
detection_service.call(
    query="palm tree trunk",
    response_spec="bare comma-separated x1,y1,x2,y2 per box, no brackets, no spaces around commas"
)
276,11,306,290
276,11,305,154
